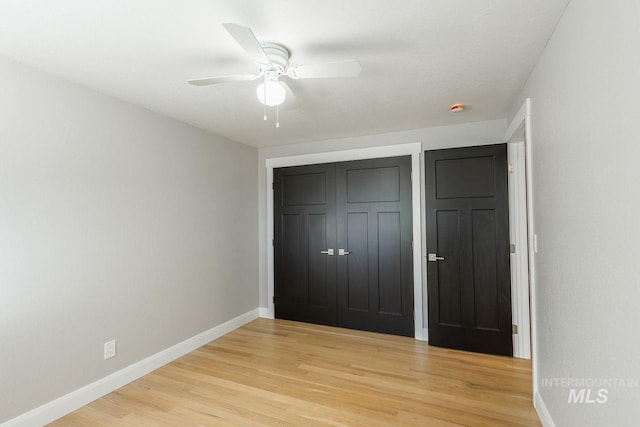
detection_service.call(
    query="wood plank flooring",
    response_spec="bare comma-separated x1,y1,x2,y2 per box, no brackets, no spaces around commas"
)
51,319,540,426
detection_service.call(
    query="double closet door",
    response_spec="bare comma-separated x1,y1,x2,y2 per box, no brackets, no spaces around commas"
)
274,156,414,337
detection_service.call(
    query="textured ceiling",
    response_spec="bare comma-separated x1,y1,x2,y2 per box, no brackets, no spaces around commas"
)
0,0,569,148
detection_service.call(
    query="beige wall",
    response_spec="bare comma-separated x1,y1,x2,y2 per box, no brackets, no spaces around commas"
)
511,0,640,424
0,57,258,422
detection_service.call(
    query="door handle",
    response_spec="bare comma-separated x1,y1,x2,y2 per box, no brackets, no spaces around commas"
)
338,248,350,256
427,253,445,262
320,249,334,256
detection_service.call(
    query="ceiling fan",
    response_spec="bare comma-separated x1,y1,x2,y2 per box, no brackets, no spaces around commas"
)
188,23,362,125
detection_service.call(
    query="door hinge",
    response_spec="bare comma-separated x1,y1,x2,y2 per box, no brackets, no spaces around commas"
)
510,243,516,254
273,295,275,304
272,182,275,190
411,240,414,251
272,239,275,247
512,324,518,334
508,163,514,174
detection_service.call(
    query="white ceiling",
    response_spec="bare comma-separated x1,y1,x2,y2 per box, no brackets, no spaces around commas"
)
0,0,569,148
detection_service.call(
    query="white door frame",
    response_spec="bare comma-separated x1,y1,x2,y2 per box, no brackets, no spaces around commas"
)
505,98,535,361
265,143,425,340
423,135,532,359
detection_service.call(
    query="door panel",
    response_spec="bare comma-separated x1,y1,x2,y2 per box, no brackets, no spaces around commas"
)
281,213,303,302
337,157,414,337
435,155,496,199
378,212,402,315
426,144,512,356
346,212,369,312
308,213,329,306
471,209,499,330
282,172,327,205
274,164,337,326
436,211,463,327
346,166,401,202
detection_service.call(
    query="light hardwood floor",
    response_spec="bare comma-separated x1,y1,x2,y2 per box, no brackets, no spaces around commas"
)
51,318,540,426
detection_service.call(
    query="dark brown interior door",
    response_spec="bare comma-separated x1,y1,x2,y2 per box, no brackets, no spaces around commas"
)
274,163,337,326
274,156,414,337
336,157,414,336
425,144,512,356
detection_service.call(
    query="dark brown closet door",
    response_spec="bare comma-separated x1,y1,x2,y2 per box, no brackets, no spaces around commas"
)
274,156,414,337
274,163,337,326
335,156,414,337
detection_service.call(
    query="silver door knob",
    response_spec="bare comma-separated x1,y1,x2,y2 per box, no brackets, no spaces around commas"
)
338,249,350,256
427,253,445,262
320,249,334,256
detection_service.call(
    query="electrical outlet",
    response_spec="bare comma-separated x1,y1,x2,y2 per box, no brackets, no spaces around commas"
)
104,339,116,360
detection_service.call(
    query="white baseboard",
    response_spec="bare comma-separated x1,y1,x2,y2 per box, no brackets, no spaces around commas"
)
534,390,556,427
258,307,273,319
1,308,260,427
414,328,428,342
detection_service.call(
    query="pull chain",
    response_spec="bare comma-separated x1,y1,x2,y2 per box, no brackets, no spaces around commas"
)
263,79,267,121
260,77,282,128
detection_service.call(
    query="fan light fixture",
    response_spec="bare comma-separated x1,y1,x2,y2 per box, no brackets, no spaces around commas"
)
256,80,286,106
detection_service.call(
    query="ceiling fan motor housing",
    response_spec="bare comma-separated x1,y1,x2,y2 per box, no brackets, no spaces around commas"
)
260,43,290,73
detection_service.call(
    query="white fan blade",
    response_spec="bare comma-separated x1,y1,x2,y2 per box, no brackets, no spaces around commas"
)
188,74,257,86
280,81,300,110
290,59,362,79
222,23,270,64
